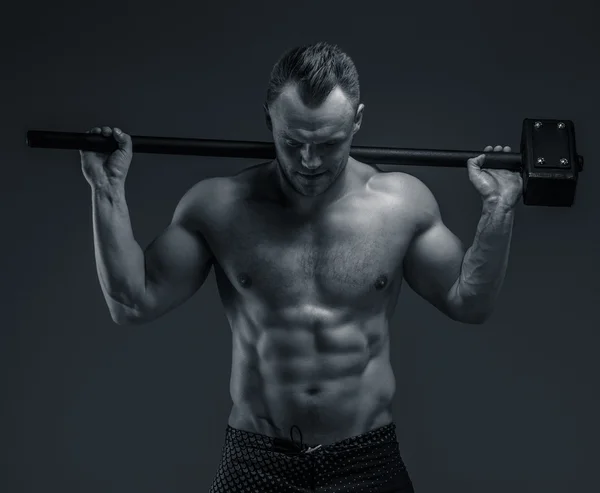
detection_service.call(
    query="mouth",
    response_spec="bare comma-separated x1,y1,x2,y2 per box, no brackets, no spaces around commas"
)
298,172,326,179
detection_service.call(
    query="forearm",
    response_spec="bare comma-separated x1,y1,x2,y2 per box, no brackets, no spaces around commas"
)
91,186,146,317
450,200,515,321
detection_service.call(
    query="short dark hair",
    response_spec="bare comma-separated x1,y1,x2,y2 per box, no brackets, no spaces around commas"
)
265,41,360,110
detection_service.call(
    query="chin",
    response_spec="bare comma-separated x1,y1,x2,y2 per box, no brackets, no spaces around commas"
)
299,182,332,197
299,188,322,197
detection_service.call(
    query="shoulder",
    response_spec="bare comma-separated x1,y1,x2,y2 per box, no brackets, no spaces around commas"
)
176,176,234,211
173,161,271,224
368,171,441,221
172,175,239,228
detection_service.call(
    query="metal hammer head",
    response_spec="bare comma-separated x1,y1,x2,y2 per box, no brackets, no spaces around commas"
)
521,118,581,207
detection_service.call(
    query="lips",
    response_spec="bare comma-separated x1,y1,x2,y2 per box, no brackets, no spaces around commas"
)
299,172,325,178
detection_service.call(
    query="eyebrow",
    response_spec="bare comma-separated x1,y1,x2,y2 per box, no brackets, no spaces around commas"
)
282,133,344,143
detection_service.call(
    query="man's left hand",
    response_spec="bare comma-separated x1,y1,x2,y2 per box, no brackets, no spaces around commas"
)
467,145,523,209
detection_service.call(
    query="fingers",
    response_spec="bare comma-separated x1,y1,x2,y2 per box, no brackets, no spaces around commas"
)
112,127,131,151
467,154,486,169
85,126,131,149
86,126,127,137
484,145,512,152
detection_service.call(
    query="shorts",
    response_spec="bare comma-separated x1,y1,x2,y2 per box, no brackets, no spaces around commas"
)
209,422,415,492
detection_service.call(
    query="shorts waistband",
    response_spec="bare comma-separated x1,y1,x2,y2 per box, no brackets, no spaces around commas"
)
225,422,397,454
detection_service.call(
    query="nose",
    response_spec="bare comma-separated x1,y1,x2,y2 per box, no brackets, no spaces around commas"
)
300,145,322,171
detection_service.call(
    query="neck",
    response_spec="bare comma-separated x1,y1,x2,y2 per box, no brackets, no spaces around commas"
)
272,157,357,216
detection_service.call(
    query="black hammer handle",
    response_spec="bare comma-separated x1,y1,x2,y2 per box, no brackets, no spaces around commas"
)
26,130,522,171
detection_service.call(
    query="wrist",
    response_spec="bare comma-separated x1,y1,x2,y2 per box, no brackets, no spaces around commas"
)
482,196,516,214
92,183,126,204
92,181,125,197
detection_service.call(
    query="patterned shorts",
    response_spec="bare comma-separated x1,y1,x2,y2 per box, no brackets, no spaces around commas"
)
209,422,415,492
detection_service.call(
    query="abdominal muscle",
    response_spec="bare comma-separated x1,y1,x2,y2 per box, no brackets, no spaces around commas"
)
227,304,396,446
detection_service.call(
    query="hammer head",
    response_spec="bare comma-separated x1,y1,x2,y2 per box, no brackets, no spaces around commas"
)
521,118,581,207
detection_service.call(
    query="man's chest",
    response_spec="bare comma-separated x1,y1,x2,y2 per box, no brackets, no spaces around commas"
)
203,194,418,304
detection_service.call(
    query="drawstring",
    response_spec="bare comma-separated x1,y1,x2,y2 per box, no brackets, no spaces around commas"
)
290,425,322,454
289,424,303,451
272,425,322,455
289,425,321,491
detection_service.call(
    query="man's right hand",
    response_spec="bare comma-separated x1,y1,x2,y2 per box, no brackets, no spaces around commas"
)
81,126,133,190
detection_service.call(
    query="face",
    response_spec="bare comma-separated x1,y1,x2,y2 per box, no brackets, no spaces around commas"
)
265,84,364,197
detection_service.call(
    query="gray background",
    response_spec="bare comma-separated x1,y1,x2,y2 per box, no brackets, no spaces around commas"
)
1,0,598,491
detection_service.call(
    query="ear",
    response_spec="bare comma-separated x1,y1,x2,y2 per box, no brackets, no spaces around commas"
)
263,104,273,132
352,103,365,135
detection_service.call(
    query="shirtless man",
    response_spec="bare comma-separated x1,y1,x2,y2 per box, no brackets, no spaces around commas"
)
81,42,522,492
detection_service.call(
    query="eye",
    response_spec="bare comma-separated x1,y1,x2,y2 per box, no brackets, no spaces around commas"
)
325,141,338,146
285,139,301,148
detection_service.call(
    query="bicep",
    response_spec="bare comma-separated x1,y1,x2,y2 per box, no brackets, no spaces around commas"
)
142,187,215,316
400,181,465,314
145,222,213,293
403,221,464,309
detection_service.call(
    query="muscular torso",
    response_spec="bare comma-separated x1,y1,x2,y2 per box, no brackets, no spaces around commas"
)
194,159,421,445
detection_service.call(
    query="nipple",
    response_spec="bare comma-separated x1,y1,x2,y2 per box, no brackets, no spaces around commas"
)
374,275,388,290
237,273,252,288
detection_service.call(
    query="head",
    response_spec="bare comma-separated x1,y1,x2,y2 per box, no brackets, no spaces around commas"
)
264,42,365,197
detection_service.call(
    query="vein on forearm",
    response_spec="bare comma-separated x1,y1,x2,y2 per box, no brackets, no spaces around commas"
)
452,202,515,314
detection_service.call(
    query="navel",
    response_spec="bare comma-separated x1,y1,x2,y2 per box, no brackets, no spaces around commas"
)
374,275,388,291
306,385,321,396
237,273,252,288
